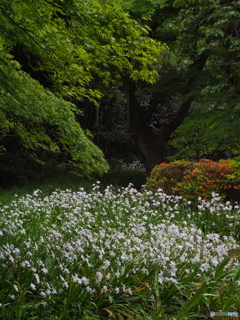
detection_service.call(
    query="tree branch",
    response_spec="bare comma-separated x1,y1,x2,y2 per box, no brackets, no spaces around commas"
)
0,6,63,67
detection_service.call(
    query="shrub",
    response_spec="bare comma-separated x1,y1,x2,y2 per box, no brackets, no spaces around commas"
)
145,159,240,204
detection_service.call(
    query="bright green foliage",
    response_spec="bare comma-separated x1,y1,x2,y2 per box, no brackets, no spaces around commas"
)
0,45,108,177
0,0,161,181
145,159,240,203
227,157,240,180
0,0,160,96
122,0,172,16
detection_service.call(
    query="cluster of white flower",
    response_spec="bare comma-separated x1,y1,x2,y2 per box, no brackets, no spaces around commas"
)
0,183,239,301
113,159,146,174
120,160,146,173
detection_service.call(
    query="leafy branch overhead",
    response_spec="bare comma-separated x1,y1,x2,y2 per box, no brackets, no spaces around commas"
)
1,0,240,182
117,0,240,171
0,0,161,178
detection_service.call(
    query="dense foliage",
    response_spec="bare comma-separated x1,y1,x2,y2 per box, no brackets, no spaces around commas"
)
94,0,240,172
166,0,240,162
0,0,160,184
145,159,240,203
1,0,240,184
168,104,240,161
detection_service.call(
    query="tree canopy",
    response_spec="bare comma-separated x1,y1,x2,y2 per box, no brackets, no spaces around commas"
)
111,0,240,171
168,0,240,161
0,0,161,183
1,0,240,184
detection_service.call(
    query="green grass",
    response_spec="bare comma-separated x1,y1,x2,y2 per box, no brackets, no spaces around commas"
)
0,172,95,205
0,160,146,205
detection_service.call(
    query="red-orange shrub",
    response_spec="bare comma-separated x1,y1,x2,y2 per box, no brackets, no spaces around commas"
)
145,159,240,204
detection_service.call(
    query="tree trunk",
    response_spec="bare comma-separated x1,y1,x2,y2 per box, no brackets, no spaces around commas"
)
124,53,208,175
125,79,192,176
132,127,167,176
